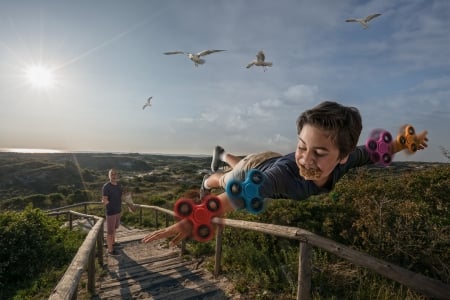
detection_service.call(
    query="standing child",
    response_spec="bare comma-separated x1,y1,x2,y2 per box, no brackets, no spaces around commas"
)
102,168,130,256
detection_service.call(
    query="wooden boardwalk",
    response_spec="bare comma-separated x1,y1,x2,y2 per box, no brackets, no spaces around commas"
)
91,224,233,300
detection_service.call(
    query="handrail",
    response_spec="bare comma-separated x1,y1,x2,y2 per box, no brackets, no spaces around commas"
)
48,210,104,300
212,217,450,300
136,204,174,216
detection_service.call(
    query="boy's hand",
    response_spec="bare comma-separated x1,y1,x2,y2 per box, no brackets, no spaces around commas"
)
141,218,193,247
416,130,429,150
123,192,136,212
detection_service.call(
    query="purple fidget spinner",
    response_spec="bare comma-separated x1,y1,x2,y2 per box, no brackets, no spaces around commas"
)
365,129,394,166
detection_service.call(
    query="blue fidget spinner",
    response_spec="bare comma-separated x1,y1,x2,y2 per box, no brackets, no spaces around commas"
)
226,169,265,214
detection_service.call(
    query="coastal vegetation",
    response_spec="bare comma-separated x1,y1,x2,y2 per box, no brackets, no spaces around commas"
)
0,152,448,299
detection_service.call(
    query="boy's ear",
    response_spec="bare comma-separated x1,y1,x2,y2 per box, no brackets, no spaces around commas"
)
339,154,349,165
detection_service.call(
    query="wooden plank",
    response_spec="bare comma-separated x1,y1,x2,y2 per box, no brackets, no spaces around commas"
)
152,280,226,300
105,251,180,270
99,259,199,289
98,269,205,298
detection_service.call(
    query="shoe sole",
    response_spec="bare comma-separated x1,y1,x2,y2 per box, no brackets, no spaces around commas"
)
211,147,224,172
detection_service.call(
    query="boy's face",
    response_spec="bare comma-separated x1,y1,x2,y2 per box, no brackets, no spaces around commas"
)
295,124,348,187
109,169,119,183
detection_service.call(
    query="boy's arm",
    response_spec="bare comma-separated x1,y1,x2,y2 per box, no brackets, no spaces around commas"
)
101,186,109,205
141,192,235,246
122,191,136,212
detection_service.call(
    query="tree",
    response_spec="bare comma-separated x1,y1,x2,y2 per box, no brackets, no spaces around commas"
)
439,146,450,161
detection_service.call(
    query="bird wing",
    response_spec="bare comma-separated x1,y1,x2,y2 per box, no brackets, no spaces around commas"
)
163,51,185,55
345,18,358,22
246,61,255,68
197,49,226,57
143,96,152,109
364,13,381,22
256,51,266,62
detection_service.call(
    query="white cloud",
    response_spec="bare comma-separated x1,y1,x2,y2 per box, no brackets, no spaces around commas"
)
283,84,319,105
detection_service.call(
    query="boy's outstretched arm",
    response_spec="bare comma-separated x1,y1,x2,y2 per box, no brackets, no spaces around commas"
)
141,193,234,246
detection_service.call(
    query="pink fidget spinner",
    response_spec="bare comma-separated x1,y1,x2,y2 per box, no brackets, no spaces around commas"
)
365,129,394,166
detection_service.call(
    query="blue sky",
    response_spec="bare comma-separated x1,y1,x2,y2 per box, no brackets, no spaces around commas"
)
0,0,449,162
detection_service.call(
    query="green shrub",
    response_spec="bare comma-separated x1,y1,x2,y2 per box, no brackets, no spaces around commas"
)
0,206,85,299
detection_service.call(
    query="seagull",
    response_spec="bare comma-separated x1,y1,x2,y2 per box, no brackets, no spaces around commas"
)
246,50,273,71
163,49,226,67
345,13,382,29
142,96,152,110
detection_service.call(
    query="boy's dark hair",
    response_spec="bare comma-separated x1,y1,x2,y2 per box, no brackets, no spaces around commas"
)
296,101,362,159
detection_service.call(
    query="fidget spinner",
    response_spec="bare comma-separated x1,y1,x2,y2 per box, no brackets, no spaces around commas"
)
174,194,222,242
226,169,265,214
365,129,393,166
397,124,419,153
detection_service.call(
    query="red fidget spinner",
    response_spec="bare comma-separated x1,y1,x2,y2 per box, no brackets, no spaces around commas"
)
174,194,222,242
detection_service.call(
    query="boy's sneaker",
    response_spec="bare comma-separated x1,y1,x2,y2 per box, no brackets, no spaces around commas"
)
108,250,120,256
211,146,224,172
200,174,211,199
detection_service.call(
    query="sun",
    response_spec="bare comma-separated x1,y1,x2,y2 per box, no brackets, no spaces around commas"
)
25,64,55,89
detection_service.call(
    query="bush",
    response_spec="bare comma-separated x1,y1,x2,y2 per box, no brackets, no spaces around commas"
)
0,206,85,299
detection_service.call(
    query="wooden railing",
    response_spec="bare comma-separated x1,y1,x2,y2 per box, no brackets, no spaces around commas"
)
47,202,450,300
211,218,450,300
47,210,104,300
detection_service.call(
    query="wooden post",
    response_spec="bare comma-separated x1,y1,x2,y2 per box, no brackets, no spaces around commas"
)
71,291,77,300
297,242,312,300
181,239,186,255
214,225,224,278
97,222,104,267
87,245,95,294
69,212,73,230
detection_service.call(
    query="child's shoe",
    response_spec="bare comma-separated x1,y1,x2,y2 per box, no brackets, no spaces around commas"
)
211,146,224,172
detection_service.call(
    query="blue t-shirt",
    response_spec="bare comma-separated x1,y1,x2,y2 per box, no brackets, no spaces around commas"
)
258,146,372,200
102,182,123,216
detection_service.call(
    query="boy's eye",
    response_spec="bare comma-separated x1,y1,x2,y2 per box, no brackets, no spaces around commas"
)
298,147,327,157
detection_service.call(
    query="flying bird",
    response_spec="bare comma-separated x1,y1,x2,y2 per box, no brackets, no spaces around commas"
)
345,13,382,29
246,50,273,71
163,49,226,67
142,96,152,110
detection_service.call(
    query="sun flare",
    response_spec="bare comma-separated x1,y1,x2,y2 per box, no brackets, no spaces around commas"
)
25,64,55,89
